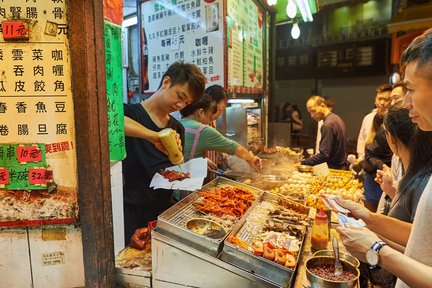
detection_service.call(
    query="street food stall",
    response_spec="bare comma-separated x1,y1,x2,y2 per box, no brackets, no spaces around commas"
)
115,160,364,287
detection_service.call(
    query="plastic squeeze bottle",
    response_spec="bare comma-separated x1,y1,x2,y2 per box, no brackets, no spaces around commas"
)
158,128,184,165
311,208,329,251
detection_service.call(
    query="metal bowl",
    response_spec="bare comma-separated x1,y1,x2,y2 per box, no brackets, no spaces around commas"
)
298,165,313,173
185,218,227,240
313,250,360,268
305,256,360,288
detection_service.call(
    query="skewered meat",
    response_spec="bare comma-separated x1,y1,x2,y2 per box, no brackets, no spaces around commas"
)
159,170,190,181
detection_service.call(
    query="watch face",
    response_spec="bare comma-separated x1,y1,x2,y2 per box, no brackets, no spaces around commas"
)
366,250,379,266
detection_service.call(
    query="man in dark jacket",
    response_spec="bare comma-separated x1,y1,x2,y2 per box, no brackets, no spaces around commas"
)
301,95,347,169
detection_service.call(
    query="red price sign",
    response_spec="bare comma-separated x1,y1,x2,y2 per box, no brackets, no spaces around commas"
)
28,169,47,185
0,168,9,184
2,21,29,40
17,146,43,163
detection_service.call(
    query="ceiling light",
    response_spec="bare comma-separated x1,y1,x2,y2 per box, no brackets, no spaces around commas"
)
295,0,313,22
291,23,300,39
286,0,297,19
228,99,255,104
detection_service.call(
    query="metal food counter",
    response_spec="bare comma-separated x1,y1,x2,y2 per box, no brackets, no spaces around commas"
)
152,177,310,288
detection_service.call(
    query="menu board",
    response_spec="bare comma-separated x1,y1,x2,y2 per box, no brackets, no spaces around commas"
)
141,0,224,92
227,0,264,93
0,0,78,226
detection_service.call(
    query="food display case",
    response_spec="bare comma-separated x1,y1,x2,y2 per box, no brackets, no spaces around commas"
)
156,177,263,257
220,192,309,287
152,177,310,288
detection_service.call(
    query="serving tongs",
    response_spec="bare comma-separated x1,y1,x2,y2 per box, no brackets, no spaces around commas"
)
332,236,343,276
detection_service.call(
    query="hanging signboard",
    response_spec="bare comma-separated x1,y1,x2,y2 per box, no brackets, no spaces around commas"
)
104,21,126,162
227,0,264,93
140,0,224,93
0,0,78,227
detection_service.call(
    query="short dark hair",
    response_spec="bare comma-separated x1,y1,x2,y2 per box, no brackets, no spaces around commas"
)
375,84,392,96
158,61,206,103
205,85,227,104
180,93,216,118
400,28,432,70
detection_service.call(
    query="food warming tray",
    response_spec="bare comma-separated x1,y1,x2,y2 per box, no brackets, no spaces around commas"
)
156,177,264,257
219,192,308,288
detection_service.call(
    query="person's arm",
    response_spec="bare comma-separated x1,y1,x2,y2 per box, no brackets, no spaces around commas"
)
302,124,332,166
200,126,261,171
336,226,432,288
233,145,261,172
124,116,179,154
124,116,158,140
336,198,412,246
379,246,432,287
357,117,367,159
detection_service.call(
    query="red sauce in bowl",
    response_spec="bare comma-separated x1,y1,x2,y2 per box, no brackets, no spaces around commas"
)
309,264,356,281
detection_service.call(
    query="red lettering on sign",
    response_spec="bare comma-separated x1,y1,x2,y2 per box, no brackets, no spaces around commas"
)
0,168,9,184
17,146,42,163
28,169,47,185
2,21,29,40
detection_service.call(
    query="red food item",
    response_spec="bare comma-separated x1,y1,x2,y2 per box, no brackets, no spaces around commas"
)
252,241,264,256
274,249,286,266
159,169,190,182
193,187,255,219
309,264,356,281
130,227,150,250
263,244,275,261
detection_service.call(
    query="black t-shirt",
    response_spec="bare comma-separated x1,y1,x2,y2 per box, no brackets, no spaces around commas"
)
302,113,347,169
122,103,185,209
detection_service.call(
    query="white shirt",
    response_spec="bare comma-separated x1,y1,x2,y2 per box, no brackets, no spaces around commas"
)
395,176,432,288
356,108,377,159
315,120,323,155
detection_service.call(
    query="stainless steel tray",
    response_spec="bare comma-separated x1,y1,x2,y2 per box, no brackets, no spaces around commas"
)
219,192,308,288
156,177,264,257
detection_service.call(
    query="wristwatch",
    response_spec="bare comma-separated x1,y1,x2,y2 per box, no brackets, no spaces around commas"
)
366,241,387,267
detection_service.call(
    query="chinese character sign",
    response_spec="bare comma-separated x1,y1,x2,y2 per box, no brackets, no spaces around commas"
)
141,0,224,92
0,144,47,190
0,0,78,226
104,21,126,162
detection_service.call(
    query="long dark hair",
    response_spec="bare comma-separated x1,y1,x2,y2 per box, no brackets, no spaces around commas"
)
384,105,414,148
180,93,216,118
205,85,227,104
398,128,432,197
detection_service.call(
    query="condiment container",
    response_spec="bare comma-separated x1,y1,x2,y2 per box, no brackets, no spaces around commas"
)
158,128,183,165
311,208,329,251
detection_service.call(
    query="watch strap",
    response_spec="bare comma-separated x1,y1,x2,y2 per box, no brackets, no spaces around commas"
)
371,241,387,252
369,241,387,268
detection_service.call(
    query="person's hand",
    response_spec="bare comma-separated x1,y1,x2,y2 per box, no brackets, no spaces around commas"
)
174,131,182,152
148,131,168,154
336,226,381,262
207,158,218,171
247,154,262,172
375,165,396,198
335,198,372,222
